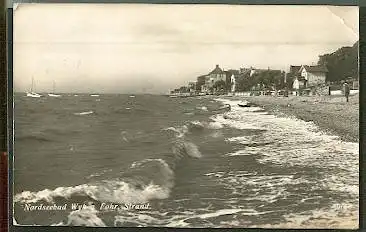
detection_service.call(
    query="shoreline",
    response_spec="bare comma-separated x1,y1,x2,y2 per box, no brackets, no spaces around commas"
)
224,95,359,143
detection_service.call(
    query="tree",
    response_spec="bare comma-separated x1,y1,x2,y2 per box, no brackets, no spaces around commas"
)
235,72,253,91
213,80,226,92
196,75,206,91
317,41,358,82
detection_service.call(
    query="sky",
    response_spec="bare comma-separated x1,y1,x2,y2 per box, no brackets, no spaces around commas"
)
14,4,359,94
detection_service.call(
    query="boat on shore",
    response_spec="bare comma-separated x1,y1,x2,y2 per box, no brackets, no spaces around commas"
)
238,101,251,107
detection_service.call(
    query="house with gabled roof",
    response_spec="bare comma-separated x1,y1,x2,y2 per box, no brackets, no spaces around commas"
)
289,65,302,76
298,65,328,87
288,65,304,91
292,76,306,90
208,64,226,83
200,65,227,93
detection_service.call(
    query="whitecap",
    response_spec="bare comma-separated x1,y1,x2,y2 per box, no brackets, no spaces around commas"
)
74,111,93,116
67,206,106,227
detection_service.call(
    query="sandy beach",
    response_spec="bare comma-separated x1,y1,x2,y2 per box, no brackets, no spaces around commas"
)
227,94,359,143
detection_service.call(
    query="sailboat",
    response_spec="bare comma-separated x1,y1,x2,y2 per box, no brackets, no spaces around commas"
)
48,81,61,97
26,76,42,98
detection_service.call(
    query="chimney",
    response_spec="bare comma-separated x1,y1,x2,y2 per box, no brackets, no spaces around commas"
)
216,64,219,68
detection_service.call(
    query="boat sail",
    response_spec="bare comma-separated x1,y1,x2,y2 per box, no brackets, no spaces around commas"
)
26,76,42,98
48,80,61,97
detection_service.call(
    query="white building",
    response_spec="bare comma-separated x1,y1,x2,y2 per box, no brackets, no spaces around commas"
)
298,65,328,87
230,74,236,92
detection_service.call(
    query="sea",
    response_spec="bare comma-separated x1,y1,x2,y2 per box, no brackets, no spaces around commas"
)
13,93,359,228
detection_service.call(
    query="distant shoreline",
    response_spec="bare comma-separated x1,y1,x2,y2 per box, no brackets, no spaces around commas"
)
226,95,359,143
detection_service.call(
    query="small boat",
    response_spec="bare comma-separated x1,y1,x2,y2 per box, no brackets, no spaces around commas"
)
238,101,250,107
90,94,100,97
26,92,42,98
48,81,61,97
129,95,135,98
26,76,42,98
48,93,61,97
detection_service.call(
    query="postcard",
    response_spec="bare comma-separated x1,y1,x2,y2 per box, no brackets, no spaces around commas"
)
12,3,359,228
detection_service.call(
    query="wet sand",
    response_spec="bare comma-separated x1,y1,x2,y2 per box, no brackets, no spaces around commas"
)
229,94,359,142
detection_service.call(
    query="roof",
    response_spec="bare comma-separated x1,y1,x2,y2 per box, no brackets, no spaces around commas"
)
289,65,301,74
209,65,225,75
301,65,328,73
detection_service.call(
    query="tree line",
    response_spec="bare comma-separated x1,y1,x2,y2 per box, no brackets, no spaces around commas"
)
174,41,359,94
318,40,358,83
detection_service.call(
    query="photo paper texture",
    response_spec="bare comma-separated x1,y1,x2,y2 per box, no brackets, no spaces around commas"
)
13,4,359,228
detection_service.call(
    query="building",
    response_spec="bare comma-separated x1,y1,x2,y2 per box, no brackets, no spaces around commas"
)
201,84,209,94
198,65,227,94
249,67,269,77
222,69,238,92
298,65,328,87
239,68,251,75
289,65,302,75
292,76,306,90
230,74,237,92
188,82,196,93
208,65,226,83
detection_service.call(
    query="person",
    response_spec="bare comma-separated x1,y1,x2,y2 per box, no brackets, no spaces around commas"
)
343,82,350,102
328,85,331,96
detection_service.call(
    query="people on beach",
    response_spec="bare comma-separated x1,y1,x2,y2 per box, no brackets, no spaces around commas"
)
343,82,350,102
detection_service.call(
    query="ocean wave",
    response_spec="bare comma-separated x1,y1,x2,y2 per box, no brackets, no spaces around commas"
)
224,150,253,156
172,140,202,159
214,98,358,196
16,134,54,142
14,180,171,206
196,106,208,111
74,111,94,116
162,126,188,138
210,114,263,130
186,121,205,132
256,203,358,229
112,207,267,228
14,159,175,206
67,206,106,227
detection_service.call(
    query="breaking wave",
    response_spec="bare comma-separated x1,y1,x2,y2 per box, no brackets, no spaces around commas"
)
74,111,94,116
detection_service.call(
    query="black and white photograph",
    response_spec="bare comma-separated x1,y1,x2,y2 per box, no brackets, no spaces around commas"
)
13,4,359,228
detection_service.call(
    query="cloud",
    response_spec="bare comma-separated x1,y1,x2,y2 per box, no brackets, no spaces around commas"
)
14,4,358,93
